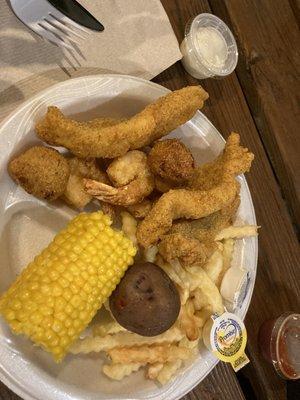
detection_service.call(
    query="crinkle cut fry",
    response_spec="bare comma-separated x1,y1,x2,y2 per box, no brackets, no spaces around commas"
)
137,175,239,248
156,360,183,385
103,363,144,380
70,326,183,354
36,86,208,158
108,344,191,364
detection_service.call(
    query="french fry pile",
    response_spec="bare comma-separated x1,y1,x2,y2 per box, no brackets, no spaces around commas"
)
70,214,258,384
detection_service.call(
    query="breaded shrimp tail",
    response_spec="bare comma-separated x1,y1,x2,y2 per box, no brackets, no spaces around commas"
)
189,132,254,190
36,86,208,158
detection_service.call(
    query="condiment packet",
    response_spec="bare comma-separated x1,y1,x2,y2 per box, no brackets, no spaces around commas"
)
203,312,250,372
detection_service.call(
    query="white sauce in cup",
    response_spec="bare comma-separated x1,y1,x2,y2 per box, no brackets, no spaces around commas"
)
180,13,238,79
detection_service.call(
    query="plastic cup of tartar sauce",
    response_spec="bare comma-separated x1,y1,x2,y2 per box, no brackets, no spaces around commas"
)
180,13,238,79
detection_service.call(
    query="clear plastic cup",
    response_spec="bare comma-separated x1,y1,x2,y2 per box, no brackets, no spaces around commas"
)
258,312,300,380
180,13,238,79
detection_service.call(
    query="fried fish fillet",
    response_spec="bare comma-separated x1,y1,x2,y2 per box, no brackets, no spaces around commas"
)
137,176,239,248
158,195,240,266
137,133,254,248
169,194,241,243
158,233,217,266
36,86,208,158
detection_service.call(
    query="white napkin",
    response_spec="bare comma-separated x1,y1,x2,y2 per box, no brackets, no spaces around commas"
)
0,0,182,119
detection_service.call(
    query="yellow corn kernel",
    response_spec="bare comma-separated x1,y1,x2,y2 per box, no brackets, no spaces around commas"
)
0,211,136,362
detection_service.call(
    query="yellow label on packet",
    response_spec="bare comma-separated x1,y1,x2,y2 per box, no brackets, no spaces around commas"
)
209,312,249,372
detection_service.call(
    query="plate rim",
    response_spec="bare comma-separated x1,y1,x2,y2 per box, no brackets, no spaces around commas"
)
0,74,258,400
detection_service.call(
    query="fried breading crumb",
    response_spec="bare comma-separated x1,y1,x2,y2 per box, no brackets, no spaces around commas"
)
8,146,69,200
148,139,195,184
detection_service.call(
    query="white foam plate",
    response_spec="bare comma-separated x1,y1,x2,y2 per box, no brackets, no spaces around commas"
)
0,75,257,400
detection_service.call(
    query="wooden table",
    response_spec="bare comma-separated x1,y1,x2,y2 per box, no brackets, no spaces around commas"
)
1,0,299,399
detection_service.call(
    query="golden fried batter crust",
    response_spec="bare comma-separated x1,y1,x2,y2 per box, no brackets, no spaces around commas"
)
84,151,154,206
137,133,254,247
158,233,217,266
126,199,153,219
137,176,239,248
8,146,69,200
63,157,110,209
170,194,240,243
148,139,195,183
36,86,208,158
189,133,253,190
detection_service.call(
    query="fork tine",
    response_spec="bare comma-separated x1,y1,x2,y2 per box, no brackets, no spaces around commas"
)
64,45,82,68
43,18,81,45
48,13,88,41
48,12,90,38
62,18,90,37
35,23,75,50
34,23,80,70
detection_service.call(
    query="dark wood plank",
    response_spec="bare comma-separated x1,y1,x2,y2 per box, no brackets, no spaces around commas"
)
0,381,21,400
210,0,300,228
157,1,300,400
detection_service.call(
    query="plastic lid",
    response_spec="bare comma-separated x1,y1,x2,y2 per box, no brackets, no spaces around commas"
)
220,267,249,310
258,313,300,380
272,313,300,380
185,13,238,77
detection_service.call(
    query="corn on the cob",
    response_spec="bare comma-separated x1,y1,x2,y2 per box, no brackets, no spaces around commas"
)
0,211,136,362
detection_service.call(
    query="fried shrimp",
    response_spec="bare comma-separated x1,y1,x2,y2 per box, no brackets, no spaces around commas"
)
8,146,116,215
137,133,254,247
36,86,208,158
84,151,154,206
189,132,253,190
148,139,195,184
63,157,110,209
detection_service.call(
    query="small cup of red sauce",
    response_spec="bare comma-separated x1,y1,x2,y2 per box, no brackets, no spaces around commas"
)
258,312,300,380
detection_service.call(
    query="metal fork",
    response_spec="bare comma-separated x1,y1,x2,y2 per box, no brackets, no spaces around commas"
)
9,0,90,51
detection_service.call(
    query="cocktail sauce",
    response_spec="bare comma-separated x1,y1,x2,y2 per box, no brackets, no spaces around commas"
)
258,313,300,380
